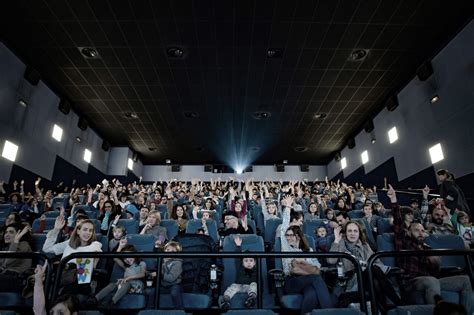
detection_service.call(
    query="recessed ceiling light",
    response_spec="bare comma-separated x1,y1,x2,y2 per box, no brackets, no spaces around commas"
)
294,146,308,152
167,47,184,58
183,111,199,119
313,113,327,119
430,95,439,104
148,147,157,151
124,112,138,119
18,99,28,107
283,160,288,164
348,49,369,61
267,48,283,58
76,136,82,143
78,47,100,59
252,111,271,120
166,159,171,164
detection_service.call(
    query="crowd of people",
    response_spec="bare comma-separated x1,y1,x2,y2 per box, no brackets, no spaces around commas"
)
0,170,472,314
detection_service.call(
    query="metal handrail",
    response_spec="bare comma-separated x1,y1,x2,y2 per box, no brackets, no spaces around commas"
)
0,252,53,308
366,249,474,315
52,251,366,312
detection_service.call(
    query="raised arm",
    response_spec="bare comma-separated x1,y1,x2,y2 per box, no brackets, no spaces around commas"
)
42,216,68,255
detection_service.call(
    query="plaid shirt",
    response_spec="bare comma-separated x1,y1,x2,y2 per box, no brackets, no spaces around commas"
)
392,203,438,278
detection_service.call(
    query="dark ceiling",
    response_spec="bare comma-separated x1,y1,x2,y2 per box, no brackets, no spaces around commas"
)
1,0,472,166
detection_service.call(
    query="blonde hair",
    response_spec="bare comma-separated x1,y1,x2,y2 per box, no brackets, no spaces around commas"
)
148,210,161,225
164,241,182,252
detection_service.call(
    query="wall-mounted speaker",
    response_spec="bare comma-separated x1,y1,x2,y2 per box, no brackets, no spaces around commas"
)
132,152,138,162
334,152,341,162
347,138,356,149
386,96,399,112
77,116,88,131
300,164,309,172
417,61,433,81
364,120,374,133
171,164,181,172
204,164,212,172
276,164,285,172
24,66,40,86
58,99,71,115
101,141,110,151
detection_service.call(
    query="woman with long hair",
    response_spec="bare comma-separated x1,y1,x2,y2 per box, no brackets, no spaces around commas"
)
42,216,102,295
0,223,33,292
329,220,401,312
280,195,334,314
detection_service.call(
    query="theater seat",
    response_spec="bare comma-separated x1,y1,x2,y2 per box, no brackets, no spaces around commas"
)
108,219,139,236
186,219,218,242
160,220,178,240
387,305,434,315
107,234,155,310
226,310,277,315
221,234,271,309
264,218,282,250
138,310,191,315
312,309,365,314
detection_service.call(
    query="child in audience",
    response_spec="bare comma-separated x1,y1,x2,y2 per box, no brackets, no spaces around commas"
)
160,241,184,308
89,243,146,306
452,211,473,248
220,235,257,310
314,226,330,252
109,224,126,252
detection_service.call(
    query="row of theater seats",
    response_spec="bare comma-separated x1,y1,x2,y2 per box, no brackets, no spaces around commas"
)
1,231,469,314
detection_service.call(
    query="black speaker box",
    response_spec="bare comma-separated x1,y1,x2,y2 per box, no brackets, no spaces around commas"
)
132,152,138,162
386,96,399,112
417,61,433,81
24,66,40,86
300,164,309,172
364,120,374,133
101,141,110,151
77,117,88,131
347,138,356,149
276,164,285,172
334,152,341,162
172,165,181,172
204,165,212,172
244,166,253,173
59,99,71,115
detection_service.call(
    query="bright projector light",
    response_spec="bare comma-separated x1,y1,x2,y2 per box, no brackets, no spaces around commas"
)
236,169,243,175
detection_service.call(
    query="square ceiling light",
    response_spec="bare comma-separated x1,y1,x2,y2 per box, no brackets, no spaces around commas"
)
429,143,444,164
388,127,398,144
361,150,369,164
2,140,18,162
83,149,92,163
341,157,347,169
52,124,63,142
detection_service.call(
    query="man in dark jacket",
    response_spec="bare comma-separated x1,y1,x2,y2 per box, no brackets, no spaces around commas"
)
389,184,471,310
